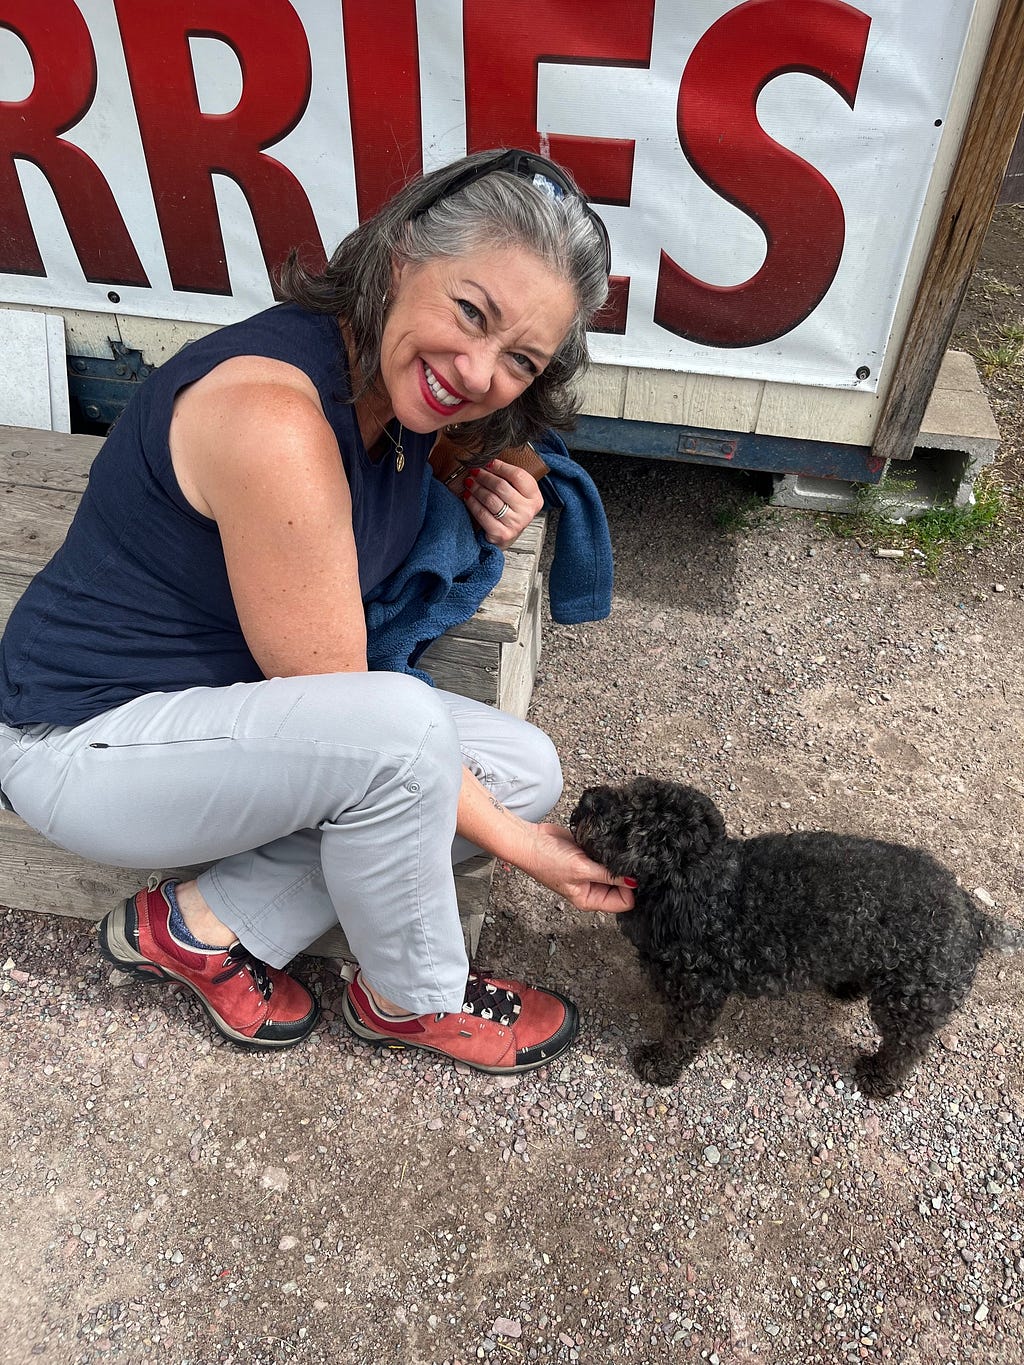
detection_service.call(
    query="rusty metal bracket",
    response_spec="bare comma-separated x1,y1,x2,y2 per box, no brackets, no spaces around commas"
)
66,339,155,427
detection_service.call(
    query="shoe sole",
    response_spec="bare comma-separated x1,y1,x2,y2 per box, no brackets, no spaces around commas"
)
340,985,578,1074
97,901,319,1053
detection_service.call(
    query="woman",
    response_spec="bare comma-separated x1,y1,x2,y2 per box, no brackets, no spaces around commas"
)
0,149,635,1074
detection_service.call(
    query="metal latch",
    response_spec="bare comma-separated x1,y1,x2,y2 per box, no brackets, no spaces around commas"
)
676,430,737,460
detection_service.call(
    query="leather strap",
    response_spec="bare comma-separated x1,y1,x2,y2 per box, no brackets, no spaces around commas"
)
428,432,549,495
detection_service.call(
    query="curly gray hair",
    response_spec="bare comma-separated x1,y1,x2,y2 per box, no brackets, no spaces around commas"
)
278,149,610,457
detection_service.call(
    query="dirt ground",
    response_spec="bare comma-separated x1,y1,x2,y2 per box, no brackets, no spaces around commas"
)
1,210,1023,1365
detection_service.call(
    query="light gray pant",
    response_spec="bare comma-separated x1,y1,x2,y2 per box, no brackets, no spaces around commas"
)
0,673,562,1013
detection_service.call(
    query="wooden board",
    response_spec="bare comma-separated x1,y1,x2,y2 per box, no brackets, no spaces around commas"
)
499,578,543,719
0,428,101,490
622,368,763,433
1,485,84,574
873,0,1024,461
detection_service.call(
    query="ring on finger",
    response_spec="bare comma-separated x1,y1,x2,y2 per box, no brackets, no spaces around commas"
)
494,501,510,521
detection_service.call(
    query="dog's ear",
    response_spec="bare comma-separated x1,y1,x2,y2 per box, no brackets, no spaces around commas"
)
661,784,726,860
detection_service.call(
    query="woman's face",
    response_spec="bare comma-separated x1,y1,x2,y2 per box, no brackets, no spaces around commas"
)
379,243,577,433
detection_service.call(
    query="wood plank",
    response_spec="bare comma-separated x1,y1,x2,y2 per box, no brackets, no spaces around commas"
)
622,368,763,432
0,570,32,627
504,514,545,577
509,516,545,558
0,809,206,918
499,579,543,718
0,425,101,492
755,383,880,445
579,364,627,419
417,634,501,704
873,0,1024,462
110,314,218,365
450,559,534,642
0,485,84,575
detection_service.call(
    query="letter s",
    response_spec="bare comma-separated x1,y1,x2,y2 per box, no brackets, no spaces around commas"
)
654,0,871,348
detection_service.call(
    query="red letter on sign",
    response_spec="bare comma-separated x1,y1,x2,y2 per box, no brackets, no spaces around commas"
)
342,0,422,222
463,0,656,334
655,0,871,348
0,1,148,283
113,0,324,295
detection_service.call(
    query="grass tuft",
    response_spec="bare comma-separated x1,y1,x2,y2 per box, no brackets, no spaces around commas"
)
829,471,1008,575
713,490,768,534
975,322,1024,375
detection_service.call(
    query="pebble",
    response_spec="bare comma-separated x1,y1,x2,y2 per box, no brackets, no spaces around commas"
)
491,1318,522,1339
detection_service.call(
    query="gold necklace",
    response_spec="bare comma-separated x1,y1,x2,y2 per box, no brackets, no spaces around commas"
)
380,421,405,472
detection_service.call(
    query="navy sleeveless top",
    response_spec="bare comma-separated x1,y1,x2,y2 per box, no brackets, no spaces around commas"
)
0,303,433,726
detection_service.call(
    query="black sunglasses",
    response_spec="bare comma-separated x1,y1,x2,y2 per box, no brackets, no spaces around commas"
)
411,148,612,276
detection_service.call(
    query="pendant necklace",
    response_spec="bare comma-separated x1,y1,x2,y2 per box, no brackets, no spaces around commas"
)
381,420,405,472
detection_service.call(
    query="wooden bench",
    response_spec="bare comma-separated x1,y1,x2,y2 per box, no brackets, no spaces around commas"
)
0,424,547,958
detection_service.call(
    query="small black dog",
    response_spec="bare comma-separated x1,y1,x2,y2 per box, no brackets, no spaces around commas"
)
570,777,1017,1097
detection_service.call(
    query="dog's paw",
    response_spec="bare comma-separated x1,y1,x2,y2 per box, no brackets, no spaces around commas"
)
854,1056,903,1099
632,1043,685,1087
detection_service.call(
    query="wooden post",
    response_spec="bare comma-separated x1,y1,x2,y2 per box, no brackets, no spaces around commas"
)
872,0,1024,463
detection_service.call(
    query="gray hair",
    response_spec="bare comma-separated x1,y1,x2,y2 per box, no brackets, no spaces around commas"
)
278,149,610,456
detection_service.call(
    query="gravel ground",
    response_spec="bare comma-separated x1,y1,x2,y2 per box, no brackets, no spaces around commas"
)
2,215,1024,1365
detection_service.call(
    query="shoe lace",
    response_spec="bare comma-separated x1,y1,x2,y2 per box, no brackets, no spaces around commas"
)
461,967,521,1026
213,945,274,1002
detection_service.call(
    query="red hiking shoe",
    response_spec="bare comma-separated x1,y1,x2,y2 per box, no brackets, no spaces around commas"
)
97,879,319,1050
341,968,579,1073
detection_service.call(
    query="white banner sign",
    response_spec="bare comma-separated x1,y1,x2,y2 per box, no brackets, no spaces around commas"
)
0,0,976,391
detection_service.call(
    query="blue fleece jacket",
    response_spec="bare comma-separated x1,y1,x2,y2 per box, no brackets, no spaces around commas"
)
364,437,613,679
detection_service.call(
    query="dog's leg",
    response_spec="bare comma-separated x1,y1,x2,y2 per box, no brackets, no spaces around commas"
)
855,988,947,1097
828,980,866,1002
633,971,728,1087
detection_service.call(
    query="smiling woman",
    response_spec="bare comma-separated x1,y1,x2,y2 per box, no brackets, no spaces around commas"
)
0,148,627,1080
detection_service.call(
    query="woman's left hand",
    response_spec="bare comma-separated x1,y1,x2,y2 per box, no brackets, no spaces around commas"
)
462,458,544,547
522,823,636,914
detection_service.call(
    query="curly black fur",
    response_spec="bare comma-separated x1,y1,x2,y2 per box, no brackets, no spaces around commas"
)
570,777,1015,1097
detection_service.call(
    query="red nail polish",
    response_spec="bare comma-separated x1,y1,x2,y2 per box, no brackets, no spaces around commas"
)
624,876,639,888
463,476,474,490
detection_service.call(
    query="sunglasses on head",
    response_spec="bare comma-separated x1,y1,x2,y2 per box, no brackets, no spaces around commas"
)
412,148,612,276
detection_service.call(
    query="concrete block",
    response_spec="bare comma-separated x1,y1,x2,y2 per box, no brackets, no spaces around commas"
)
771,473,864,515
771,350,1000,519
914,350,1000,459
